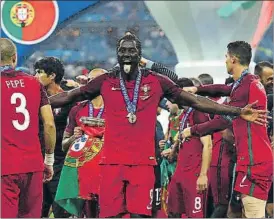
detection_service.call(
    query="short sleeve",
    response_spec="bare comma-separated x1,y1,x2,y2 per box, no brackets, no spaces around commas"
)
156,74,182,102
65,105,78,134
40,83,49,107
249,80,267,110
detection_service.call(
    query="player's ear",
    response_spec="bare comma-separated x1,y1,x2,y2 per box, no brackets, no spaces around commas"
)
50,73,56,81
12,54,17,67
231,56,237,64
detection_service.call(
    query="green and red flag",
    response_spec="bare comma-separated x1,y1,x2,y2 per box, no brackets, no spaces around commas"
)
55,125,105,217
1,0,59,45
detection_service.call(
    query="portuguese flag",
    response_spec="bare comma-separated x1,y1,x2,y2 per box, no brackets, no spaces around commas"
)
55,126,104,217
1,1,57,43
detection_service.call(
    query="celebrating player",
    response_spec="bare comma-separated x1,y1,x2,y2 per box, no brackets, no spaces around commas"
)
182,41,273,218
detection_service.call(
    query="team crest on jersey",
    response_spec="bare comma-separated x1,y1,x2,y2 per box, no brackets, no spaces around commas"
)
140,84,151,100
1,0,59,45
256,82,264,90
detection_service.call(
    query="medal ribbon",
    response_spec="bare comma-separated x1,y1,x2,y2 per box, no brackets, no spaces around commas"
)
179,107,193,141
231,69,249,92
88,102,104,118
0,65,13,73
119,70,142,115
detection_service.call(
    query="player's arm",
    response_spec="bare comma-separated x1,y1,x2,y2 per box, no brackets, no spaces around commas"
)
49,74,107,108
62,106,80,152
39,84,56,183
141,58,178,82
159,75,268,125
40,105,56,155
157,74,241,116
197,134,212,192
62,132,77,153
183,84,232,97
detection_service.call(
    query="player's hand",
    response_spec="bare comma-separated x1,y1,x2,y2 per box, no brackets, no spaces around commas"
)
183,86,198,94
161,148,172,157
167,146,177,161
181,127,192,140
43,164,54,183
159,140,166,150
74,127,83,138
240,101,269,125
196,175,208,193
139,57,149,67
66,79,80,88
76,75,88,86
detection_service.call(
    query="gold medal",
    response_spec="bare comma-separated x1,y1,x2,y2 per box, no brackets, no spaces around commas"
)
127,113,137,124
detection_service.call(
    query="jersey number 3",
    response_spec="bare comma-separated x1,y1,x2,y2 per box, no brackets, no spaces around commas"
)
11,93,30,131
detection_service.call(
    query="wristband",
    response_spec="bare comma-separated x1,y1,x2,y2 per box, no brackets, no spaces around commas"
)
44,153,54,166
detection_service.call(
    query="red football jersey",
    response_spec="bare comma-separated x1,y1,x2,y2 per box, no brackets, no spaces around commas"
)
194,74,273,167
80,71,182,165
177,109,210,171
1,69,49,175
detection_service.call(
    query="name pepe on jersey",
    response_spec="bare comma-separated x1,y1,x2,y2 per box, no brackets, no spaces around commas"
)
5,79,25,88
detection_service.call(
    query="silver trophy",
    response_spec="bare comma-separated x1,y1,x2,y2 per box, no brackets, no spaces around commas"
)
80,116,105,127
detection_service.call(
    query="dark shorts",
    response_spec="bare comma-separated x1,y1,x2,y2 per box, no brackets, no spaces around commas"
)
1,172,43,218
152,164,162,212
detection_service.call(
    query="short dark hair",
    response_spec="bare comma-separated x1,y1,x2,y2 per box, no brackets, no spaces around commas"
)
198,73,214,85
34,57,64,84
254,61,273,76
227,41,252,66
189,77,202,87
176,77,194,88
116,34,142,57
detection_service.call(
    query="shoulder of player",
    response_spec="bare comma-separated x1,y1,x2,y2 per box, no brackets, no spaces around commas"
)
245,75,264,90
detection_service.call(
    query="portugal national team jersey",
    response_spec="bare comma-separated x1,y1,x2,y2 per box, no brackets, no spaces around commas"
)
79,70,182,165
192,74,273,166
177,109,210,171
1,69,49,175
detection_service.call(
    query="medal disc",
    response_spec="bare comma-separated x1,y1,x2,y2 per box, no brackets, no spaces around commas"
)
127,113,137,124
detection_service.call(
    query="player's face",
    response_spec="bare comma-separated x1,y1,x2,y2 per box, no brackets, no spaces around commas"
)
117,40,140,74
225,52,233,75
260,67,273,94
35,69,54,86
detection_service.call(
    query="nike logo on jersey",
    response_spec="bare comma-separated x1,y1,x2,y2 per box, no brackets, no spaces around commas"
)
111,87,121,91
239,175,248,187
192,210,201,214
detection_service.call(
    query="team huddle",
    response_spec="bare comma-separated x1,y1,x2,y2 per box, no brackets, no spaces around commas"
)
1,32,273,218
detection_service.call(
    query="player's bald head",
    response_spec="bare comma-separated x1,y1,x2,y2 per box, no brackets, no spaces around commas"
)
88,68,107,80
0,38,17,65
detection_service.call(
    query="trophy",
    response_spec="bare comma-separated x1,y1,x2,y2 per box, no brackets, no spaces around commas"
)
80,117,105,127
